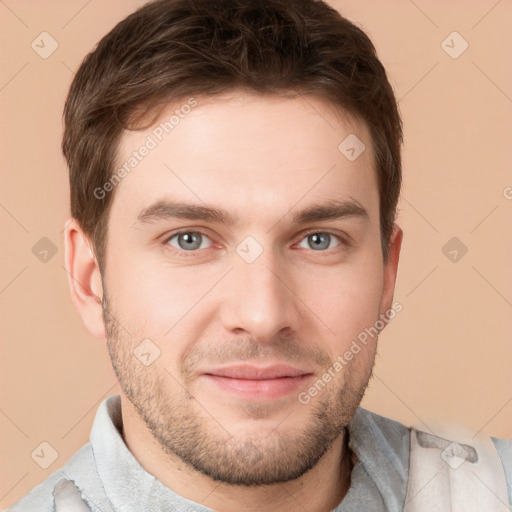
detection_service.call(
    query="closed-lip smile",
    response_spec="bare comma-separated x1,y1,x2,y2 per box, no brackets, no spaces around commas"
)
201,364,314,400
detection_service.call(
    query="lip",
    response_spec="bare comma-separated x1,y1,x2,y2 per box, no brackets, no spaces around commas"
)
204,364,312,379
201,364,314,400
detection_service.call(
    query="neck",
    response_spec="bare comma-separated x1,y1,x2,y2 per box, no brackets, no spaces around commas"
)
121,396,353,512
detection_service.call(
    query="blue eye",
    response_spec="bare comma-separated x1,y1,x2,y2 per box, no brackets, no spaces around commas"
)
297,232,341,251
166,231,212,251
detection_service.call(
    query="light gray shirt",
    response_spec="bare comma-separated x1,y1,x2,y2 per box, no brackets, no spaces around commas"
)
7,395,511,511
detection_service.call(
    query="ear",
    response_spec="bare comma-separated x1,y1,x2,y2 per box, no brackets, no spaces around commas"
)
64,218,106,339
379,223,403,319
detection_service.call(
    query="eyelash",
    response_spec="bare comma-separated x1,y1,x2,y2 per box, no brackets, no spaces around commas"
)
163,228,349,257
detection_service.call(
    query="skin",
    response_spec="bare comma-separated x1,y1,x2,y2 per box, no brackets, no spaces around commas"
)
65,91,402,512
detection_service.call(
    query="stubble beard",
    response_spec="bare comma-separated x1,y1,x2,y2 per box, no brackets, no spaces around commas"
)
102,294,375,486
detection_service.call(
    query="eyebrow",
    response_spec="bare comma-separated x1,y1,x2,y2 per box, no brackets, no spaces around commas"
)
135,197,369,227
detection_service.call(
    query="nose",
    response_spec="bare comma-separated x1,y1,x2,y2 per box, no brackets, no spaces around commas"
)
218,246,301,343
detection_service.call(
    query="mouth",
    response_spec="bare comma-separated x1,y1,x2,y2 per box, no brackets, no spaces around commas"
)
201,364,314,400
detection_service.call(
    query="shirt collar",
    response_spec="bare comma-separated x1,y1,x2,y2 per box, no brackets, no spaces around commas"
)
345,407,409,511
90,394,210,511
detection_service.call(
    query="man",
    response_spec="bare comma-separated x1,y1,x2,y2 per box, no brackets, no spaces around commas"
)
8,0,511,511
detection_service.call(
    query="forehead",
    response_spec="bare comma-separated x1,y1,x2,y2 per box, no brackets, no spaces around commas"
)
111,91,378,226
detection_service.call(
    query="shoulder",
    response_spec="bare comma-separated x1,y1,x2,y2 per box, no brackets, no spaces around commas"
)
407,420,512,509
351,407,511,474
491,436,512,506
6,443,95,512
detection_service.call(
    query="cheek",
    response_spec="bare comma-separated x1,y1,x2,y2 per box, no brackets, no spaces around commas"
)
105,259,164,326
104,250,222,340
293,255,384,349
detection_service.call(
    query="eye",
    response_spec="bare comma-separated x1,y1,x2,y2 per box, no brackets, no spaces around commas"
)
166,231,212,252
296,232,342,251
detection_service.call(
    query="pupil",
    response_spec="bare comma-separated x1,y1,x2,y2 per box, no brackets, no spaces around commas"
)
310,233,329,250
180,232,200,249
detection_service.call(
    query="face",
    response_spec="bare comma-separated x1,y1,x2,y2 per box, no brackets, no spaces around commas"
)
100,91,398,485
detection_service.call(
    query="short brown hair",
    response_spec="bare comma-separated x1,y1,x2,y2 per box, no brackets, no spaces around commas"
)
63,0,402,268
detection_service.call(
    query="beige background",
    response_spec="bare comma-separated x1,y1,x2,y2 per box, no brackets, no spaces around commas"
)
1,0,511,508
